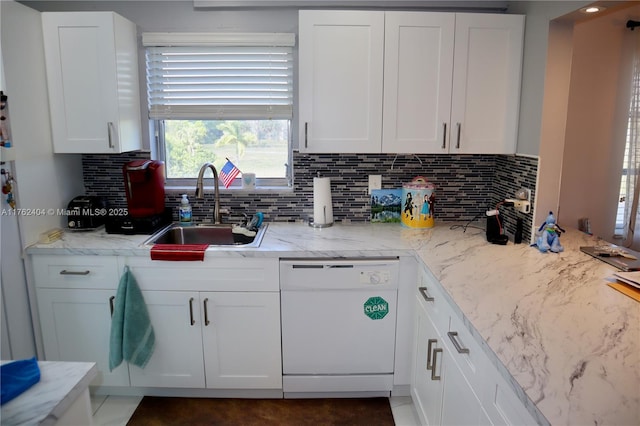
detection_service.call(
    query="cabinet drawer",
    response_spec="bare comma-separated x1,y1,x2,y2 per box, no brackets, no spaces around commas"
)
417,266,451,332
445,308,489,393
124,257,279,292
32,255,120,289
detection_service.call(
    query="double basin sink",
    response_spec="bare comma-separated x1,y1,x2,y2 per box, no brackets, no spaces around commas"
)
144,223,268,248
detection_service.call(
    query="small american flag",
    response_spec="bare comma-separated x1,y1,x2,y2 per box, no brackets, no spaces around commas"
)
219,159,241,188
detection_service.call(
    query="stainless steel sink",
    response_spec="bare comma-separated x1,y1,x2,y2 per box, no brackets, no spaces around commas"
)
144,223,268,248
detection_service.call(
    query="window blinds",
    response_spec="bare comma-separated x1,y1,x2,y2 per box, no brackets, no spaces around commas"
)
143,33,294,120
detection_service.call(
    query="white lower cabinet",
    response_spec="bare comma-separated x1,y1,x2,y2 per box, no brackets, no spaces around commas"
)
201,292,281,389
482,361,538,426
36,288,130,387
128,290,282,389
33,255,129,387
127,290,205,388
412,288,487,425
32,255,282,392
125,257,282,390
440,345,490,425
412,296,444,425
412,265,537,425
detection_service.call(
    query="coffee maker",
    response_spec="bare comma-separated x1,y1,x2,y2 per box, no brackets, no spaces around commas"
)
106,160,171,234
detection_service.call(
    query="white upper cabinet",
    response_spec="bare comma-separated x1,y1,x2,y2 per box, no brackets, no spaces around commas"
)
42,12,142,154
299,10,524,154
450,13,524,154
382,12,455,154
298,10,384,153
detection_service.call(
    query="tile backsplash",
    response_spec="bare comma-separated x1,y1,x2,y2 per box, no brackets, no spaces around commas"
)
82,152,537,241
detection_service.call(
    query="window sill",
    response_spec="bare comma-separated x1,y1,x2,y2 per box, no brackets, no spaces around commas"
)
165,185,293,195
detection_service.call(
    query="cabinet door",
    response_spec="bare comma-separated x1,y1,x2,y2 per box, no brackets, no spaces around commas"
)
201,292,282,389
412,298,444,426
450,13,524,154
483,362,538,426
382,12,454,154
299,10,384,153
42,12,141,153
128,291,205,388
440,345,487,425
36,288,129,387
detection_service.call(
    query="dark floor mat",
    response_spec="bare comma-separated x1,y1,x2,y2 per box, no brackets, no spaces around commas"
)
126,396,395,426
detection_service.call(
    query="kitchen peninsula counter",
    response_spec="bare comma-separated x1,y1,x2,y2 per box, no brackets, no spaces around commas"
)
26,222,640,425
0,360,97,425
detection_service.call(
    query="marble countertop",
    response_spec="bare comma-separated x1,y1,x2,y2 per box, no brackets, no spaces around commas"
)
0,360,97,425
26,222,640,425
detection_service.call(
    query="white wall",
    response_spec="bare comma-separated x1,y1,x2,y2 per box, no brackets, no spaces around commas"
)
1,0,85,358
507,1,590,156
535,20,574,227
558,4,640,240
2,1,84,246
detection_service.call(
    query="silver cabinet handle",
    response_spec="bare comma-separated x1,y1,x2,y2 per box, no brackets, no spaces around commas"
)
203,298,210,326
426,339,437,370
456,122,461,149
431,348,443,380
189,297,195,326
60,270,90,276
418,286,434,302
304,122,308,148
442,122,447,149
109,296,115,317
447,331,470,354
107,122,115,149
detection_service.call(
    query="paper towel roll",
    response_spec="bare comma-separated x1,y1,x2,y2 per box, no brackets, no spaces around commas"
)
313,177,333,225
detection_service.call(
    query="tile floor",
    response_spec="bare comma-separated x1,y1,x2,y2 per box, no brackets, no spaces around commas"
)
90,394,421,426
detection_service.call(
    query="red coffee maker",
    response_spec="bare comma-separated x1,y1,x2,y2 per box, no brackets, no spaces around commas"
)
123,160,166,217
106,160,170,234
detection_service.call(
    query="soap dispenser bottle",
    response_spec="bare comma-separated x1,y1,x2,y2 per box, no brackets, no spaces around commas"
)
179,194,192,225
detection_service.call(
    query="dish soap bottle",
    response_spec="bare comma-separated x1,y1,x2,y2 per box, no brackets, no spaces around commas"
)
179,194,192,225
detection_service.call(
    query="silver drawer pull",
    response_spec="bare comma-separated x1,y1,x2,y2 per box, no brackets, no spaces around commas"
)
447,331,470,354
418,286,434,302
426,339,437,370
304,122,308,148
203,298,210,326
431,348,442,381
442,122,447,149
189,298,195,326
60,270,90,276
107,122,115,149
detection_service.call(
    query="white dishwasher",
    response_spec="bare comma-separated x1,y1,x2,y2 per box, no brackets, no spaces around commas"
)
280,258,399,396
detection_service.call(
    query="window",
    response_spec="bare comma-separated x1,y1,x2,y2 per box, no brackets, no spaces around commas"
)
143,33,295,187
616,44,640,238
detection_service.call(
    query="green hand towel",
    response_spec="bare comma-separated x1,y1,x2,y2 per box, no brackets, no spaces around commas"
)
109,266,155,371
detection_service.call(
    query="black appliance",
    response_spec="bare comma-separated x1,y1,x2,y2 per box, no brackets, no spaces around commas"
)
66,196,108,230
105,208,172,235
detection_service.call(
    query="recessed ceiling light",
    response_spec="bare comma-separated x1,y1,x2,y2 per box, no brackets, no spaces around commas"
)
580,6,606,14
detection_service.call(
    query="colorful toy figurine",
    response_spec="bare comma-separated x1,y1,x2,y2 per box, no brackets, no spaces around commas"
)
535,211,564,253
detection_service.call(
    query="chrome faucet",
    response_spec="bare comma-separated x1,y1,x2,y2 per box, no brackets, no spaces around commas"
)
195,162,222,224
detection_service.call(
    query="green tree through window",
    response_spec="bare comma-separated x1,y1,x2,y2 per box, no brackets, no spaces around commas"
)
162,120,289,181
